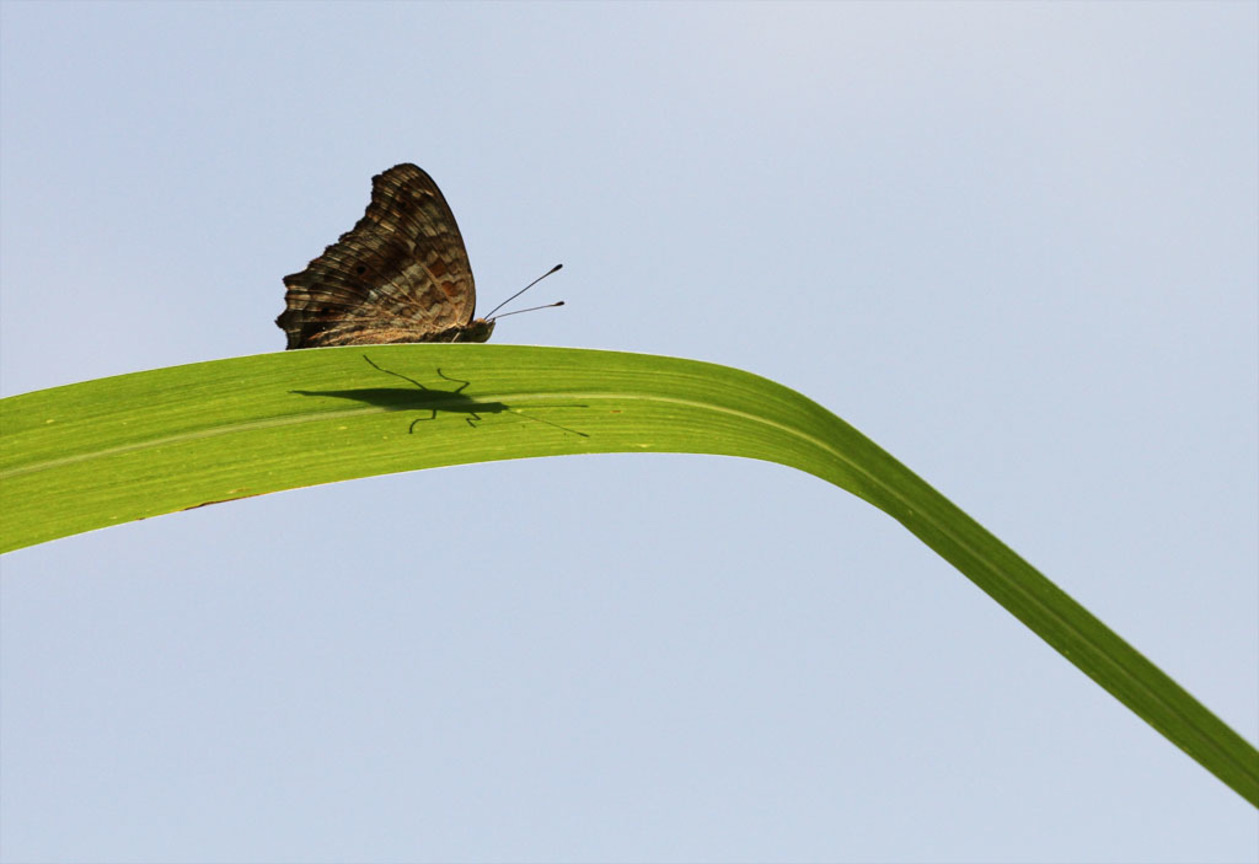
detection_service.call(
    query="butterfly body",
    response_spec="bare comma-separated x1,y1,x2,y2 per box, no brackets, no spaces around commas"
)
277,163,491,349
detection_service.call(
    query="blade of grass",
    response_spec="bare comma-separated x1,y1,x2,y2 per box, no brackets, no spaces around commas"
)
2,344,1255,805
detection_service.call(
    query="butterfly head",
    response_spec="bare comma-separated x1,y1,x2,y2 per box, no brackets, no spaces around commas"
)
454,318,495,343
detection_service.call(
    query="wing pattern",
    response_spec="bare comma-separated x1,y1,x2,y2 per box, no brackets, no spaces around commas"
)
276,163,493,349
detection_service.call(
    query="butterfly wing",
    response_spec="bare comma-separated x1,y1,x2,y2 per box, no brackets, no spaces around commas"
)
276,163,486,349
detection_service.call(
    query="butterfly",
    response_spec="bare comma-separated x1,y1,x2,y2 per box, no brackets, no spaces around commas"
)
277,163,520,349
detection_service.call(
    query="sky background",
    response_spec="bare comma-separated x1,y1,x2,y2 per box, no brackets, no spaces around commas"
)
1,3,1256,862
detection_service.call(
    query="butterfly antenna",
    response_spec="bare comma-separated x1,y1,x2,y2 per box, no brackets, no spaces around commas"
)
490,301,565,320
484,263,563,320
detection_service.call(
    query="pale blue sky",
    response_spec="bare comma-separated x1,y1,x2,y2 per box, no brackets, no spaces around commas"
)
1,3,1256,862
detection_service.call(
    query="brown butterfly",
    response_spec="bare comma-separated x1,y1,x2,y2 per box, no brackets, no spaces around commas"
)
276,163,557,349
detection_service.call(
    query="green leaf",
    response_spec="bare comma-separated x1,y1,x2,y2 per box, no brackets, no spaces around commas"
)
2,344,1256,806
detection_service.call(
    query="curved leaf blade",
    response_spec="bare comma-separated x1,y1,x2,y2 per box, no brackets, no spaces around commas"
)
1,344,1255,806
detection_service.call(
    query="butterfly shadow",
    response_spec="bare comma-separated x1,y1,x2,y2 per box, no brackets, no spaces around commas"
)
290,354,588,437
